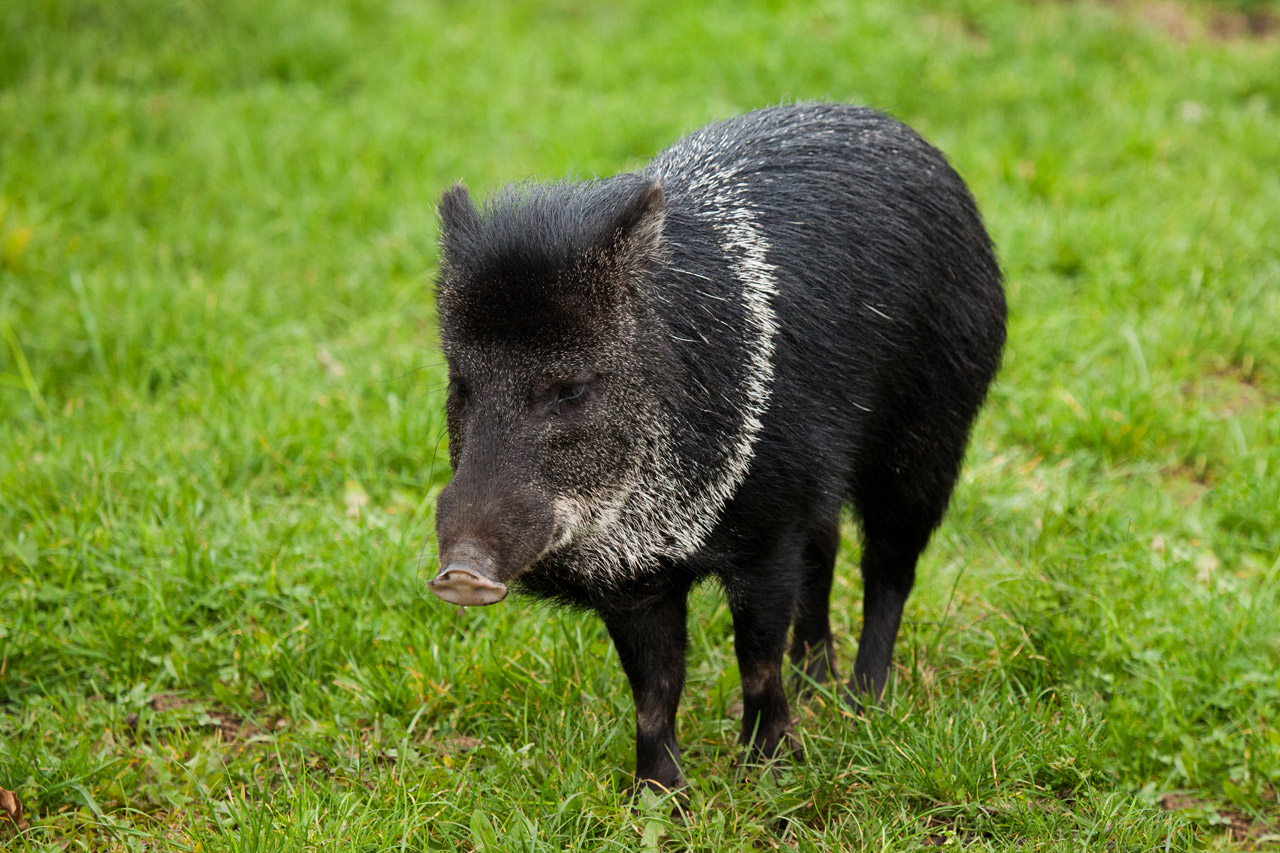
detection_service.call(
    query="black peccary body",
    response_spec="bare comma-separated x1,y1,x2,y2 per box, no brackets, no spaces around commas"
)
431,103,1006,792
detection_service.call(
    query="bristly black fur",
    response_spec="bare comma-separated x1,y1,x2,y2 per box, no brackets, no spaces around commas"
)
432,103,1007,797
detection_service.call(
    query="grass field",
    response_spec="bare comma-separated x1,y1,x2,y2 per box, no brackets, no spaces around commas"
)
2,0,1279,849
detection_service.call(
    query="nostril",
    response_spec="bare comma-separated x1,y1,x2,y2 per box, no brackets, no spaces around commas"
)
429,547,509,606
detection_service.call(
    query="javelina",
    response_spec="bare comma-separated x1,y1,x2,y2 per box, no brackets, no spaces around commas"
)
429,103,1006,794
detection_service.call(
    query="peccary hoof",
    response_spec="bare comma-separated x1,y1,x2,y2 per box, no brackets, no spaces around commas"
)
737,728,804,770
843,686,887,717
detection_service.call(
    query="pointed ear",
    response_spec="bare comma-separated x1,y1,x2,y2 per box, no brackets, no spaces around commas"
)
607,180,666,269
438,182,480,239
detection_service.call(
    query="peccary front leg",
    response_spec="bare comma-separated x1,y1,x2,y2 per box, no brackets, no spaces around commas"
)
602,587,691,795
729,578,802,762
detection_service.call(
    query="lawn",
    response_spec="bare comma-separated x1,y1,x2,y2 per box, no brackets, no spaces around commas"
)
2,0,1278,849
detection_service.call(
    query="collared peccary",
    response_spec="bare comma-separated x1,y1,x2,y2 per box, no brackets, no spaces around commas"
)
429,103,1006,794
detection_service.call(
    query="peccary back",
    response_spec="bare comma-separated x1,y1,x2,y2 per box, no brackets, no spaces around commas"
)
431,103,1006,794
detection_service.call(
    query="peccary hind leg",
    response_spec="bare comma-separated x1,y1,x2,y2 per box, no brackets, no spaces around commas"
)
850,428,962,706
850,533,922,704
789,519,841,693
602,587,691,795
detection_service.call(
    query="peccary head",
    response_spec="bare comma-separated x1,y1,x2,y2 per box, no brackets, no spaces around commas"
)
430,176,669,606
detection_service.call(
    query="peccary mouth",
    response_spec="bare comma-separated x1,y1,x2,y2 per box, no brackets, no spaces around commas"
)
428,544,509,606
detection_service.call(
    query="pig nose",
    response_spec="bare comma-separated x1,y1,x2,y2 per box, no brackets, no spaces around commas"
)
428,543,509,606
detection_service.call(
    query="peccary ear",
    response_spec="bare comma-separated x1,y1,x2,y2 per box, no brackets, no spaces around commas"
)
605,180,666,271
438,182,481,240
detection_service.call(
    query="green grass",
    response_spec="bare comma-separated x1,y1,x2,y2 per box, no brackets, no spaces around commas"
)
2,0,1278,848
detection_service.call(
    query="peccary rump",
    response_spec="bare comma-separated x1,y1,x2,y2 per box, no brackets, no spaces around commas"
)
431,103,1006,794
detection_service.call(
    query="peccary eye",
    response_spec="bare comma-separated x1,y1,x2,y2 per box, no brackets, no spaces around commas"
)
549,380,591,415
557,384,588,404
448,378,470,401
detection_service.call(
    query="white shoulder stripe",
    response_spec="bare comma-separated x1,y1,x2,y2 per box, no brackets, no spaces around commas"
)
546,165,780,584
694,179,779,534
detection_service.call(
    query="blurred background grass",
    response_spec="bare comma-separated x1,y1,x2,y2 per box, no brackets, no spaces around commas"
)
1,0,1278,849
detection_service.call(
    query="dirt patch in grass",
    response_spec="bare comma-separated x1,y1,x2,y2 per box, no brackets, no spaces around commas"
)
1160,793,1280,847
922,812,992,846
1200,375,1271,417
127,693,284,745
432,734,485,754
1135,1,1280,42
1207,6,1280,40
1179,362,1277,423
1161,462,1213,506
922,12,992,49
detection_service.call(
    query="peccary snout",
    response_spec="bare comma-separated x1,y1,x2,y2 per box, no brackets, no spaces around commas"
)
430,471,555,606
429,542,508,606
